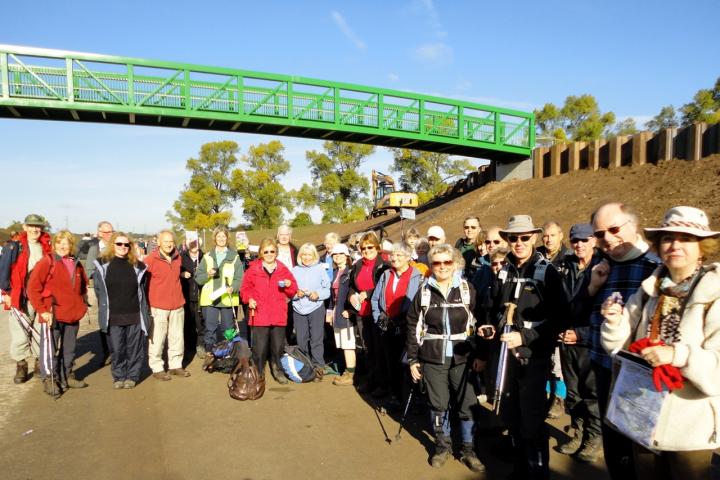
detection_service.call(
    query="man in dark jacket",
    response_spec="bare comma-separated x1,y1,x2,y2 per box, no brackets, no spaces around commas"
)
557,224,603,462
181,240,204,359
484,215,570,480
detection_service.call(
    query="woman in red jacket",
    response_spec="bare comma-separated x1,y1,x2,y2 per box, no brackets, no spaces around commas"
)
27,230,89,397
241,238,297,384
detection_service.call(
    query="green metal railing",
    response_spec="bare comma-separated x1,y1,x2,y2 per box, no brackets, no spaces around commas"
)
0,45,534,159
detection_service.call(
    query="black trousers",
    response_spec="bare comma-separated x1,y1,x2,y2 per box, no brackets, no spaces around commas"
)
380,328,405,398
183,300,204,349
560,344,601,438
40,322,79,382
593,360,637,480
109,323,145,382
356,315,385,386
423,358,476,419
251,326,285,376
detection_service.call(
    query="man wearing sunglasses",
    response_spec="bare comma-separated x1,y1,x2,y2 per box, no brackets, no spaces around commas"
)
483,215,570,480
454,216,482,277
556,224,603,462
586,203,660,479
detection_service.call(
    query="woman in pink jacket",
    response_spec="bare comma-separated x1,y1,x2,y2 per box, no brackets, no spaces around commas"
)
241,238,297,384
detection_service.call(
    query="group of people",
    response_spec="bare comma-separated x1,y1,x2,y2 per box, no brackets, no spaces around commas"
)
2,202,718,480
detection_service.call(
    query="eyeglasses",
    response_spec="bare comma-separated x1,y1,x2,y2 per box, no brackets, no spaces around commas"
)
507,234,533,243
115,242,130,247
593,220,629,239
491,261,506,267
463,225,479,230
262,250,276,254
361,246,376,251
431,260,454,267
485,239,501,245
99,230,114,235
570,238,591,244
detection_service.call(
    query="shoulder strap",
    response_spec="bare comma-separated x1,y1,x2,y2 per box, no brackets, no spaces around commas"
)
533,258,549,286
459,279,471,306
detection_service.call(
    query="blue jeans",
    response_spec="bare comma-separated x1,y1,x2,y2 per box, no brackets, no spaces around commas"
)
293,307,325,367
202,306,234,350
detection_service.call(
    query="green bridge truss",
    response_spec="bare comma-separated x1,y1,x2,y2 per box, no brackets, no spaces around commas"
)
0,45,534,161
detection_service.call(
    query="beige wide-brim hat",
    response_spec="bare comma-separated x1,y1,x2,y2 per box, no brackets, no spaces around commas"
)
644,206,720,240
499,215,542,239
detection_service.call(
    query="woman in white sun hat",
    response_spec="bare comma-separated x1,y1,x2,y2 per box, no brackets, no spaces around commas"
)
601,206,720,479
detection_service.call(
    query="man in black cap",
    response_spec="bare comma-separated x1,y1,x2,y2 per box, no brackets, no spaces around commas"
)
483,215,569,480
556,223,603,462
0,214,52,384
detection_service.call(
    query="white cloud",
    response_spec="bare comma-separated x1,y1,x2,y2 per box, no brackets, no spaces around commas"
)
388,73,400,82
413,43,454,66
330,11,366,51
415,0,447,38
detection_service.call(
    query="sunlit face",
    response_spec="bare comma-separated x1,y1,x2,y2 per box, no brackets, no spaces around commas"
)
159,233,175,255
98,223,114,244
54,238,71,257
508,232,536,262
300,250,316,266
261,244,277,263
114,236,131,258
659,232,701,274
360,242,378,260
24,224,43,242
324,239,337,253
277,227,291,246
428,236,443,248
215,232,228,248
463,219,481,241
430,252,456,283
390,250,410,272
332,252,347,268
405,235,419,249
593,206,638,260
542,225,563,253
484,228,506,255
416,241,429,256
571,236,596,261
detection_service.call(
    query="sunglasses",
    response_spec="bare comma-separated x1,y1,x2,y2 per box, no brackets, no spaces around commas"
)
484,239,501,245
507,234,533,243
463,225,479,230
593,220,629,239
115,242,130,247
361,246,376,251
570,238,591,244
262,250,276,254
491,261,506,267
431,260,454,267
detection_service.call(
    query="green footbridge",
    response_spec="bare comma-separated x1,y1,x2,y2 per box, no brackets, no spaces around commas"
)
0,45,533,161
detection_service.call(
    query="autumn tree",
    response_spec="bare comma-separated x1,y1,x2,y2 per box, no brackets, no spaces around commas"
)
390,149,475,204
167,141,240,230
298,141,375,223
232,141,292,229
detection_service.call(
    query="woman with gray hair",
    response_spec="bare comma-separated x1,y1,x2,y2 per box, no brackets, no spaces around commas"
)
370,243,424,406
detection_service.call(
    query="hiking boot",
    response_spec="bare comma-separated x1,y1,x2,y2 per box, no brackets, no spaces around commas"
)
113,380,124,390
430,436,452,468
66,372,88,389
271,365,288,385
460,442,486,473
202,352,215,371
312,367,324,383
43,378,61,397
152,371,171,381
558,430,583,455
575,436,602,463
169,368,191,377
123,380,136,389
13,360,29,384
333,371,354,386
547,396,564,419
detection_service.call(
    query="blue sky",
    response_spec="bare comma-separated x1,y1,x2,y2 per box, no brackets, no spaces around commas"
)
1,0,718,233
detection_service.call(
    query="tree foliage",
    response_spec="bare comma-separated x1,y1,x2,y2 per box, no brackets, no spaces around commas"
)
290,212,313,228
231,141,291,229
534,94,615,144
645,105,679,131
300,141,375,223
167,141,240,230
680,77,720,125
390,149,474,203
612,118,639,137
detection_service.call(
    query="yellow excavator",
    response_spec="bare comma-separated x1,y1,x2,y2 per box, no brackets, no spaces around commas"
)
369,170,419,218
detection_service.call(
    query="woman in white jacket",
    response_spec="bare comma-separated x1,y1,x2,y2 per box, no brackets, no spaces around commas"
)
601,206,720,479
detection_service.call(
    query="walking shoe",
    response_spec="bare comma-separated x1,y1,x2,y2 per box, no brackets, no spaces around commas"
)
169,368,191,377
13,360,29,384
460,442,486,473
113,380,124,390
42,378,61,397
152,371,172,381
202,352,215,371
575,436,602,463
66,372,88,389
312,367,324,383
271,364,288,385
430,436,452,468
547,396,564,419
332,371,354,386
558,430,583,455
123,380,136,389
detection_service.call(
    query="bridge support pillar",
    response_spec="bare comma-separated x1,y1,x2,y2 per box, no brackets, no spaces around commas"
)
533,147,548,178
687,122,707,161
568,142,584,172
631,132,651,166
588,139,604,170
550,144,566,177
608,135,626,169
658,128,676,162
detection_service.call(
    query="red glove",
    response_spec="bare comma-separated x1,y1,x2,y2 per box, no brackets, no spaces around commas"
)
629,337,684,392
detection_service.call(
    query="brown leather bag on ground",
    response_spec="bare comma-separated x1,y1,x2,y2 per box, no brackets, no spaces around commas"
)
228,356,265,401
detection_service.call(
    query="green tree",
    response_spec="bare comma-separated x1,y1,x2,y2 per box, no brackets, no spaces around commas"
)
167,141,240,230
680,77,720,125
561,94,616,141
534,103,567,145
612,118,639,137
290,212,313,228
390,148,474,204
301,141,375,223
645,105,679,131
232,141,292,229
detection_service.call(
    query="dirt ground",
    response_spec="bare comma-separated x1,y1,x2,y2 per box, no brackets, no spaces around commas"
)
0,307,611,480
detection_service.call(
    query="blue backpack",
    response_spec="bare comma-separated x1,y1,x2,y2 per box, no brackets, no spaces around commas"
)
280,345,316,383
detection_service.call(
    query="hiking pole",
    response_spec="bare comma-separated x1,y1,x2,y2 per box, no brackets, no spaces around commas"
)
493,303,517,416
11,307,41,349
394,381,417,442
373,406,393,445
